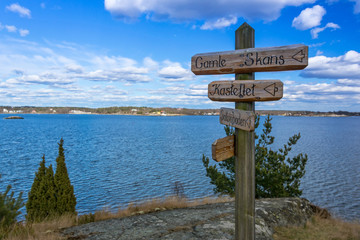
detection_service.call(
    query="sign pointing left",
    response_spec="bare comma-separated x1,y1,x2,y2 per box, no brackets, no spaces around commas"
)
208,80,283,102
220,108,255,132
191,44,308,75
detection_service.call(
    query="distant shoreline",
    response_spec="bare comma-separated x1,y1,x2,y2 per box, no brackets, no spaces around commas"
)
1,112,358,118
1,106,359,117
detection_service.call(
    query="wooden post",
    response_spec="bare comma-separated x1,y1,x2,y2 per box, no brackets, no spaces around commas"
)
235,22,255,240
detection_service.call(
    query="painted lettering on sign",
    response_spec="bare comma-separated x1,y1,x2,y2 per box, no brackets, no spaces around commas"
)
219,108,255,132
191,44,308,75
195,55,226,69
208,80,283,102
239,52,285,67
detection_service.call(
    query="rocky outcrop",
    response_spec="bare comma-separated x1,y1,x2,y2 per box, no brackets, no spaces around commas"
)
4,116,24,119
61,198,315,240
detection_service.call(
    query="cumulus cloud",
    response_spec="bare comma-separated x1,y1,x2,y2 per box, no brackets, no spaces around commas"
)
310,22,340,38
158,61,194,82
5,25,17,33
0,38,222,108
83,69,152,83
105,0,315,24
66,64,84,74
284,79,360,105
200,16,237,30
350,0,360,13
301,50,360,79
6,3,31,18
143,57,159,70
292,5,326,30
19,29,30,37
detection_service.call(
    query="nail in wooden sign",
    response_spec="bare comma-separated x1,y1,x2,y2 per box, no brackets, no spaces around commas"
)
191,44,308,75
220,108,255,132
208,80,283,102
212,135,235,162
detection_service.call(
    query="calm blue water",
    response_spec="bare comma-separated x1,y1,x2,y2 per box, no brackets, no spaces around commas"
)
0,114,359,221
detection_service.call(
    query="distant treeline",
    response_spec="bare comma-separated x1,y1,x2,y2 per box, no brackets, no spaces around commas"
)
1,106,359,116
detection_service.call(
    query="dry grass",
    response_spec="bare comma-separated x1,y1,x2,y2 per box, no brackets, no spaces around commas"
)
274,214,360,240
2,196,233,240
4,197,360,240
86,195,233,222
2,213,76,240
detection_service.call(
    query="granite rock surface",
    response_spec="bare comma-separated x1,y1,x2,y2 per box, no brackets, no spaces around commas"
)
61,198,315,240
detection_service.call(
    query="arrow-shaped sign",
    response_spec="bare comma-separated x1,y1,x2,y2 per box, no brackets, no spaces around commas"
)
220,108,255,132
292,50,306,63
192,44,308,75
208,80,283,102
264,83,279,96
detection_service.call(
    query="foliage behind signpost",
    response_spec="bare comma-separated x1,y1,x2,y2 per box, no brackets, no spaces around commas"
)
203,115,308,198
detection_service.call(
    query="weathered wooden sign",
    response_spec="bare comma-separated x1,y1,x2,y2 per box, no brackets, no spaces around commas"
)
212,135,235,162
191,44,308,75
220,108,255,132
208,80,283,102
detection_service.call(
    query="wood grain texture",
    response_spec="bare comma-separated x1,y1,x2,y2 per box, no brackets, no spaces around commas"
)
208,80,283,102
211,135,235,162
235,22,255,240
191,44,308,75
220,108,255,131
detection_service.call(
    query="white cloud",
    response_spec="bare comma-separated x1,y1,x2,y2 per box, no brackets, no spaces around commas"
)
5,25,17,33
158,61,194,82
292,5,326,30
82,69,152,83
143,57,159,70
66,64,84,74
284,80,360,104
350,0,360,13
19,29,30,37
301,50,360,79
6,3,31,18
337,78,360,86
310,22,340,38
200,16,237,30
105,0,315,24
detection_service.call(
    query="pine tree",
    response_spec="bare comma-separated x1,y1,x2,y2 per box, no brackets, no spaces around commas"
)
26,155,47,222
39,164,57,217
26,156,57,222
203,115,308,198
0,174,24,234
54,138,76,215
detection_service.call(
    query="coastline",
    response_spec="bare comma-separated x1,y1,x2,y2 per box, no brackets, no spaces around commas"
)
1,111,357,117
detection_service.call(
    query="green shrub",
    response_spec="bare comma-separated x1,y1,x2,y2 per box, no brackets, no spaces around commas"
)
203,115,308,198
0,175,24,238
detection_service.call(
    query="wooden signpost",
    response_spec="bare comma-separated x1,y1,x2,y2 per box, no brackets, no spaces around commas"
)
212,135,235,162
191,44,308,75
208,80,283,102
220,108,255,132
191,22,308,240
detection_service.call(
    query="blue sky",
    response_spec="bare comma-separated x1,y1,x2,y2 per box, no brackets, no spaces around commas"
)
0,0,359,111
